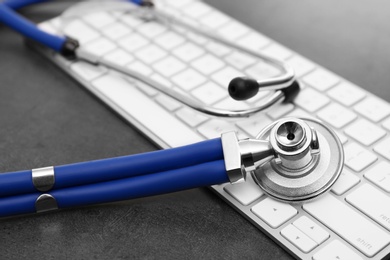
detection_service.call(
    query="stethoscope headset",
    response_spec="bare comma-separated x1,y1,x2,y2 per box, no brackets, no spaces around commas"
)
0,0,344,218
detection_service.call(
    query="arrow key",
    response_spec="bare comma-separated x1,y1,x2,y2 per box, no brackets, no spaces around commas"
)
281,224,317,253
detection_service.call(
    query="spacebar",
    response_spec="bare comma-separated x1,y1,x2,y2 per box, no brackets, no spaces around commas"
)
91,74,203,147
303,194,390,257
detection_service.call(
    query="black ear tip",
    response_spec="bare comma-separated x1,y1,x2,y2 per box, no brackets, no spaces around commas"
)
228,77,259,101
282,80,301,103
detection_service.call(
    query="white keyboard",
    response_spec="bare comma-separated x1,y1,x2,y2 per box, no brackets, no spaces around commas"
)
33,0,390,259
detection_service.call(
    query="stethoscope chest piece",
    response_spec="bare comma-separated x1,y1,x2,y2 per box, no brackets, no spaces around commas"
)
252,118,344,203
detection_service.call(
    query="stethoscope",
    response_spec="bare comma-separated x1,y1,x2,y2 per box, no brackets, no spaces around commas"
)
0,0,344,218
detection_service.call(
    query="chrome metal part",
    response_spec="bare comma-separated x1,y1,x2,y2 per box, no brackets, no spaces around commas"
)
221,132,246,184
35,194,58,213
32,166,55,192
252,118,344,203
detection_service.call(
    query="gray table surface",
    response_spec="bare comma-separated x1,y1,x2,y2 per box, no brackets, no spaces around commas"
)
0,0,389,259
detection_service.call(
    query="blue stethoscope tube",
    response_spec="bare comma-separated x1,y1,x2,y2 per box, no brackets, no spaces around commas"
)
0,160,228,217
0,138,224,198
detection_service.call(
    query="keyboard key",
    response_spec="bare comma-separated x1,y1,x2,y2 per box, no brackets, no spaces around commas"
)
155,95,182,111
354,96,390,123
374,137,390,160
327,82,366,106
153,57,186,77
150,74,172,88
225,51,257,70
347,183,390,231
62,19,99,44
136,81,159,97
251,198,297,228
205,41,232,57
191,54,225,75
224,175,264,205
197,119,238,139
120,14,144,27
70,61,107,81
302,69,339,91
344,142,377,172
173,42,205,62
294,88,330,112
245,61,280,79
191,82,227,105
155,31,185,50
200,11,230,30
261,43,293,61
313,240,363,260
101,22,131,40
317,103,357,128
364,161,390,192
331,169,360,195
83,38,116,59
119,34,149,52
137,21,166,38
102,49,134,67
218,21,249,41
280,224,317,253
211,67,244,87
135,45,167,64
293,216,329,245
92,74,202,147
286,55,315,77
214,97,250,110
171,69,206,91
236,32,270,52
266,103,295,120
335,131,348,144
236,114,272,138
83,12,115,29
175,107,208,127
344,118,386,146
182,1,212,19
127,60,153,76
303,194,390,257
382,116,390,131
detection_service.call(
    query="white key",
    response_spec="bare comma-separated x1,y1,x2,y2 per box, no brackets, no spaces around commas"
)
317,103,357,129
354,96,390,123
245,61,280,79
155,95,182,111
302,69,339,91
327,82,366,107
136,81,158,97
102,49,134,67
280,224,317,253
303,194,390,257
365,161,390,192
205,41,232,57
214,97,250,111
155,31,185,50
191,82,227,105
336,131,348,144
261,43,293,61
236,114,273,138
197,119,238,139
344,142,377,172
83,12,115,29
224,175,264,205
374,137,390,161
118,34,149,52
191,54,225,75
176,107,208,127
150,73,172,88
218,21,249,41
236,33,270,52
347,183,390,231
286,55,315,77
92,74,202,147
294,88,330,112
70,62,107,81
62,19,99,44
83,38,117,59
200,11,230,30
286,108,314,119
211,67,244,87
101,22,131,40
135,45,167,64
344,118,386,146
182,1,211,18
120,14,144,27
251,198,297,228
266,103,295,120
127,61,153,76
225,51,257,70
172,69,206,91
153,57,186,77
186,31,208,45
173,42,205,62
38,21,58,35
137,21,166,38
293,216,329,245
313,240,363,260
162,0,192,8
331,169,360,195
382,117,390,131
